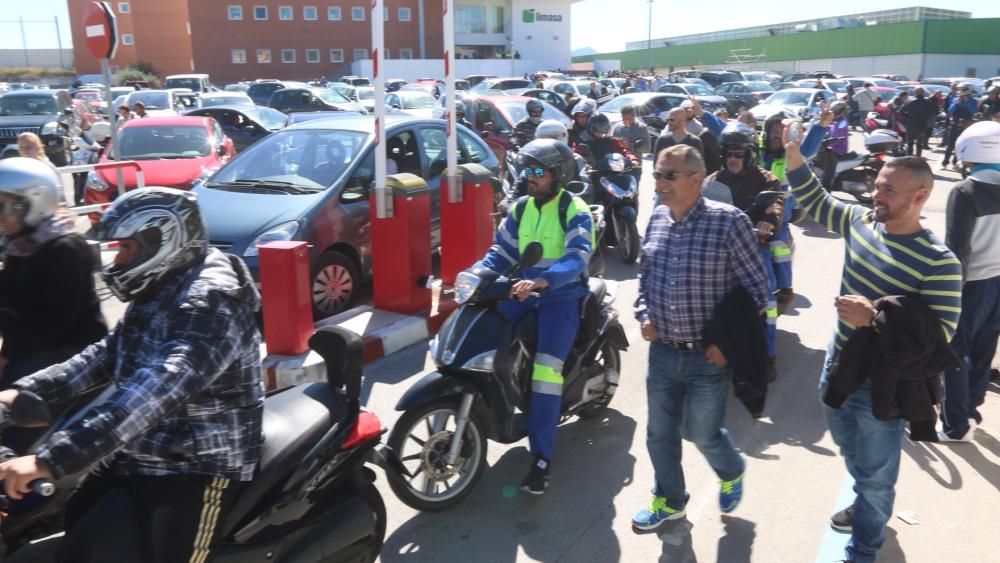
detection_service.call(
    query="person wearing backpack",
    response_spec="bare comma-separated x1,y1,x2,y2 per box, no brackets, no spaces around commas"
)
473,138,594,495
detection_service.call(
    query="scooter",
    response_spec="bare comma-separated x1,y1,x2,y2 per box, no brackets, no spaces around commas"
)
589,152,640,264
380,243,628,511
0,327,387,563
811,129,902,204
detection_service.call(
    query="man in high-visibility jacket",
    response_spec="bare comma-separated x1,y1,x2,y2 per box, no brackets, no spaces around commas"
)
475,138,594,495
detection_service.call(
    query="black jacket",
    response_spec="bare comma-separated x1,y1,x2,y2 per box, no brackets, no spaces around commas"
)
0,234,107,368
899,96,939,130
823,295,960,441
703,286,769,418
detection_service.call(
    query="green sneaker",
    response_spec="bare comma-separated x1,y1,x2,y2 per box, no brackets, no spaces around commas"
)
632,496,686,531
719,474,744,513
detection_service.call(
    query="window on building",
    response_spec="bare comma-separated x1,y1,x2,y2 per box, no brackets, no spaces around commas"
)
306,49,320,63
399,7,412,21
384,48,391,59
492,6,505,33
384,7,389,21
400,48,414,59
228,5,243,20
351,7,365,21
279,6,293,20
253,5,267,20
118,2,130,14
231,49,247,64
455,6,486,34
353,48,368,62
281,49,296,63
330,48,344,63
257,49,272,63
122,34,134,45
303,6,318,20
327,6,341,20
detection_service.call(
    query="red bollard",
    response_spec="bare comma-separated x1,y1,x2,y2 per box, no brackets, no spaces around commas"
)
440,163,496,285
258,241,313,356
370,173,432,314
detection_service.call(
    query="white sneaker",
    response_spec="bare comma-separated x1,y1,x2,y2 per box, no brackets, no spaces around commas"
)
937,421,977,443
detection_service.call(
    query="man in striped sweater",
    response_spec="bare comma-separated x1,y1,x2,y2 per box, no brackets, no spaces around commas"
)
784,135,962,563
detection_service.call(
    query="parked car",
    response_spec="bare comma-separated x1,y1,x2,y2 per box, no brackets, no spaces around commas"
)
599,78,627,96
73,99,104,130
83,116,235,222
247,80,311,105
386,90,438,118
896,83,950,99
714,81,777,113
598,92,687,144
339,76,371,87
194,114,499,317
749,88,837,125
400,81,445,99
268,88,367,114
547,80,595,98
464,74,497,87
792,78,849,94
656,83,727,112
224,83,251,93
844,77,900,89
385,79,408,92
123,89,193,116
197,91,254,108
72,89,109,115
471,77,533,94
164,73,213,93
671,70,743,88
519,89,571,116
741,71,782,84
460,95,570,172
185,105,288,151
0,89,80,164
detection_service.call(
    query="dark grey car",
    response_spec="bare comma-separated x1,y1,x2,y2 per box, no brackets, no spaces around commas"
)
714,81,778,114
194,114,500,318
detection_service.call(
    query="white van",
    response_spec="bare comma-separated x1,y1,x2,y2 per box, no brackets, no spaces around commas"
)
164,74,212,93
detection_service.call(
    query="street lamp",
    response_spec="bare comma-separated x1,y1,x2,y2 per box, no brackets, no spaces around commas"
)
646,0,654,73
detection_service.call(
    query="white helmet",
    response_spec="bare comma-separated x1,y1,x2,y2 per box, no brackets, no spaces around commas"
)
0,157,61,228
90,121,112,143
956,120,1000,165
535,119,568,143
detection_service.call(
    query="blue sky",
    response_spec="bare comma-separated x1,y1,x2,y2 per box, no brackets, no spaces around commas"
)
2,1,998,54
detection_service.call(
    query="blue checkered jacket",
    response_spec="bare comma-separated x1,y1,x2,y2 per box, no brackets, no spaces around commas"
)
15,249,264,481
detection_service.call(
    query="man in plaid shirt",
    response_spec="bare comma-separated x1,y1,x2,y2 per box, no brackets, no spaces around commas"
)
0,188,263,563
632,145,768,532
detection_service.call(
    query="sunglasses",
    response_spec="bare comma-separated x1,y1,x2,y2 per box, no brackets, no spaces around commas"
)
0,200,24,216
725,151,746,159
652,170,697,181
522,167,546,178
529,110,543,116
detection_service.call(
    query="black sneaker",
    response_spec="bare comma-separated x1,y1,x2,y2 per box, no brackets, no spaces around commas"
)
830,505,853,532
521,457,550,495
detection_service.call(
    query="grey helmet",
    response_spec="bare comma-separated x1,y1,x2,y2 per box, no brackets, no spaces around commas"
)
571,98,597,117
517,138,577,185
0,157,61,228
93,187,208,302
587,112,611,136
535,119,569,143
526,98,545,114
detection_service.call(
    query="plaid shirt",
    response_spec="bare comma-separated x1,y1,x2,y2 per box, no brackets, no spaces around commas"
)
15,249,264,481
636,198,769,342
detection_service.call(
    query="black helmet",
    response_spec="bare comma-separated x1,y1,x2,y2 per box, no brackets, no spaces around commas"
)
587,112,611,136
94,187,208,302
455,101,466,117
526,98,544,114
517,138,576,185
719,130,754,152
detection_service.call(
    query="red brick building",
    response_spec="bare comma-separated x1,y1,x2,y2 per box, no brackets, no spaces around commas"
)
68,0,443,82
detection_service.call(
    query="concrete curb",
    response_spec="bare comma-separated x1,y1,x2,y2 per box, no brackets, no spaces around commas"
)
260,297,458,390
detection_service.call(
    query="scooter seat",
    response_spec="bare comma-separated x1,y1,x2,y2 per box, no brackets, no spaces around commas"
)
588,278,607,304
219,382,350,536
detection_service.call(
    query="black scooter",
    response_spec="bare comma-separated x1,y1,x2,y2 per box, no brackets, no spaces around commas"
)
0,327,387,563
381,243,629,511
590,152,640,264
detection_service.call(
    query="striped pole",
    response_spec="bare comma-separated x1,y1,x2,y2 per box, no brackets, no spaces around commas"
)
371,0,388,218
443,0,458,203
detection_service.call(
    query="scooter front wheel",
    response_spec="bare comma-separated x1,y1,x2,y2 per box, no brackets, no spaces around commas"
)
385,399,488,511
614,213,640,264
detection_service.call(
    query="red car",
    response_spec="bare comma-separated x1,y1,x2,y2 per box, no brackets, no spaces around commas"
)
84,116,234,223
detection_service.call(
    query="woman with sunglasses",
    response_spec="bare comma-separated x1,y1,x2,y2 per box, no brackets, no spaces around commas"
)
0,158,106,389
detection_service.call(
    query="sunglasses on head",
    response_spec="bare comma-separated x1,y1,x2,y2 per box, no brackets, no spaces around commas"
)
652,170,697,181
522,167,546,178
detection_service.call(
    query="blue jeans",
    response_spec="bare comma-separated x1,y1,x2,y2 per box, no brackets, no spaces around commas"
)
821,350,904,563
646,342,744,509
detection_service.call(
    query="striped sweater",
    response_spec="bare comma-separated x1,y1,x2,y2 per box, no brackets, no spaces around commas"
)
787,166,963,351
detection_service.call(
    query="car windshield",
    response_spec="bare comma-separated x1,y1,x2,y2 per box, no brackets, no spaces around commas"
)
114,125,210,159
314,89,350,104
399,92,436,109
685,85,715,96
244,108,288,130
0,96,58,116
747,82,775,92
164,78,202,91
207,129,368,191
127,91,170,109
202,95,253,107
764,91,811,105
500,101,570,125
356,88,374,100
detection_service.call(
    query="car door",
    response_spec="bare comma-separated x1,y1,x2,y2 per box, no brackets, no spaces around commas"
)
536,91,566,113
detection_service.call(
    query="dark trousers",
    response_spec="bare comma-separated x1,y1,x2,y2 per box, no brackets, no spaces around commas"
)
905,128,928,157
57,469,240,563
941,276,1000,437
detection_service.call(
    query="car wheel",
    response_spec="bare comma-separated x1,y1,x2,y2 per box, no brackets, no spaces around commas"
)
311,250,360,319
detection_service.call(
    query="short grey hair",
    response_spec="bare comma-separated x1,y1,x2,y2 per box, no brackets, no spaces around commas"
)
658,144,705,174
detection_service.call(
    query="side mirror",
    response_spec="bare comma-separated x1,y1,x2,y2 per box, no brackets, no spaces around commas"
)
9,390,52,427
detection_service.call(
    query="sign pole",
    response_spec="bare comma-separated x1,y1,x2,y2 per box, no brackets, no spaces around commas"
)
371,0,388,218
443,0,458,203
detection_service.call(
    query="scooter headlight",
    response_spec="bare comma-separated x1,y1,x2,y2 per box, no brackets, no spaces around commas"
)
460,350,496,373
454,270,481,304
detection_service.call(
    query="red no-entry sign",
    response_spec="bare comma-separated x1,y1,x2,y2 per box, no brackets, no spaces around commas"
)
83,1,118,60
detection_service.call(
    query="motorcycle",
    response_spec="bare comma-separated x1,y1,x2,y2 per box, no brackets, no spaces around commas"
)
810,129,902,204
0,326,387,563
380,242,628,511
589,152,640,264
863,103,906,154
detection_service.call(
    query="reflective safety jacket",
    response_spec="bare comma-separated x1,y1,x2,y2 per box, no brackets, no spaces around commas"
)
478,188,593,302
